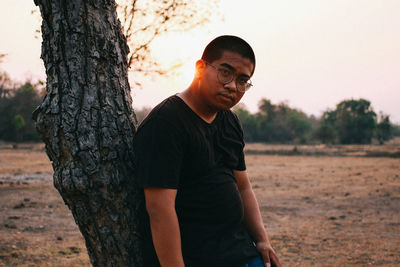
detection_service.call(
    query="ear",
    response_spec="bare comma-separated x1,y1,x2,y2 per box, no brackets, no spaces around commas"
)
194,59,206,79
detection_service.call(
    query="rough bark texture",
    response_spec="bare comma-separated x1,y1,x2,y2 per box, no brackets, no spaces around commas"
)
32,0,144,266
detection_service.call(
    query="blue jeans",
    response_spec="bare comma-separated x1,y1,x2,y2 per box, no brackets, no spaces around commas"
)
242,256,264,267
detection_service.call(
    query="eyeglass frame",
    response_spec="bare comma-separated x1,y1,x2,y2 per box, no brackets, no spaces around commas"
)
203,61,253,92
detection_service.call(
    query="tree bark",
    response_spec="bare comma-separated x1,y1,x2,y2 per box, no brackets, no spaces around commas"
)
32,0,143,266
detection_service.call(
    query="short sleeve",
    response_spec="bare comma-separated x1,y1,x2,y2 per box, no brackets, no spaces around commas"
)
133,117,185,189
229,111,246,171
235,147,246,171
216,110,246,171
234,133,246,171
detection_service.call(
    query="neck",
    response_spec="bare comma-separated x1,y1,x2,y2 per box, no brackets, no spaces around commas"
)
178,85,218,124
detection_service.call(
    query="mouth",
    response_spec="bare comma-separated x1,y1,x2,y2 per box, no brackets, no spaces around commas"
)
218,93,235,103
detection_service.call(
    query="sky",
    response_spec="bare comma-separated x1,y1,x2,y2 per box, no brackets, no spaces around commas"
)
1,0,399,122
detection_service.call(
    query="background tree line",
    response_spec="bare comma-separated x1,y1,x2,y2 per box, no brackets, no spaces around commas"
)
0,71,398,144
233,98,397,144
0,70,44,142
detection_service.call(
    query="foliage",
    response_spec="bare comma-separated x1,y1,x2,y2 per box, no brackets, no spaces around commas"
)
334,99,376,144
12,114,25,130
234,98,397,145
0,79,42,142
12,114,25,142
313,110,338,144
314,99,397,144
233,99,312,144
232,104,257,141
392,124,400,137
313,123,337,144
376,113,392,144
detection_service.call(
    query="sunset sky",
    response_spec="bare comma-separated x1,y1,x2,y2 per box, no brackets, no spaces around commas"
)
1,0,399,122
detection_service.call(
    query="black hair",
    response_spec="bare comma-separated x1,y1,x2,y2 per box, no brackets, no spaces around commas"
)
201,35,256,75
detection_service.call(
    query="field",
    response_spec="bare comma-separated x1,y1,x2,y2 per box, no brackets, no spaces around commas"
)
0,142,399,266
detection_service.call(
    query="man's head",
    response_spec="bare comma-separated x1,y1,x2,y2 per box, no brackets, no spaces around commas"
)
186,35,255,115
201,35,256,76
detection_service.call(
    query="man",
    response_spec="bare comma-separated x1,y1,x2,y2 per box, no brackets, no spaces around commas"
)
133,35,282,267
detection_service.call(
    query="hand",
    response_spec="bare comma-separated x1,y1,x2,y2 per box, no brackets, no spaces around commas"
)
255,241,283,267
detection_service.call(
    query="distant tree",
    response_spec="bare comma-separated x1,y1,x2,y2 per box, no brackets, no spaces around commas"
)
12,114,25,142
0,55,14,99
232,103,257,142
335,99,376,144
314,123,337,144
314,110,338,144
0,81,42,142
235,99,313,144
257,99,312,143
392,124,400,137
376,113,392,144
286,109,312,143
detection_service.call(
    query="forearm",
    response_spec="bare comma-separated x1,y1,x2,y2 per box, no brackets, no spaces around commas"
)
235,171,282,266
240,187,270,244
149,209,185,267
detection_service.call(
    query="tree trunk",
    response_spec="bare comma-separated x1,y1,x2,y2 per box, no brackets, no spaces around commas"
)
32,0,144,266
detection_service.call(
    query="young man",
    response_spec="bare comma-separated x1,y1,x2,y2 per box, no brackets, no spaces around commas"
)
133,35,282,267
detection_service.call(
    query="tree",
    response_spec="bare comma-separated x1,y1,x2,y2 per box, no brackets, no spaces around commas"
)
314,110,338,144
392,124,400,137
116,0,220,77
33,1,143,266
335,99,376,144
32,0,220,265
12,114,25,142
232,103,257,142
0,82,42,142
253,99,312,143
316,99,377,144
0,55,14,99
32,1,220,83
376,113,392,144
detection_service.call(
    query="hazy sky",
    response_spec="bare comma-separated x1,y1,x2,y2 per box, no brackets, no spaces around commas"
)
1,0,399,122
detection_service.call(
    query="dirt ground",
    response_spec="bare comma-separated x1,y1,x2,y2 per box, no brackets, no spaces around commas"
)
0,143,399,266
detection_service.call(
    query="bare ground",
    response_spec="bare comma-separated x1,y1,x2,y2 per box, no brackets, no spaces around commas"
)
0,143,399,266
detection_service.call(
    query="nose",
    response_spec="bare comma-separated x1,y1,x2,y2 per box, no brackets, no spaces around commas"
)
224,78,237,92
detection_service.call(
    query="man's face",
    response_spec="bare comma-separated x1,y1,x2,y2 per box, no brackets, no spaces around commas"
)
197,50,254,112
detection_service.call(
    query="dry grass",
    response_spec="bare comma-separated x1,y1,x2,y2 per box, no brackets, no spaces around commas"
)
0,144,399,266
245,138,400,158
0,143,52,175
247,155,400,266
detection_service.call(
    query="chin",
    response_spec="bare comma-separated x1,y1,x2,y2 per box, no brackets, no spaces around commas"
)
218,102,235,111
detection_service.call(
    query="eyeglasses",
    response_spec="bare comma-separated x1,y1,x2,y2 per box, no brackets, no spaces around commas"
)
204,61,253,92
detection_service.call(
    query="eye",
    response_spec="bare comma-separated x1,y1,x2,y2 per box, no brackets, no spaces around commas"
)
237,77,249,85
219,68,231,77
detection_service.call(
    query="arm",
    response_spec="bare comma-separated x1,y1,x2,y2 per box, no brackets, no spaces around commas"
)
234,170,282,267
144,187,185,267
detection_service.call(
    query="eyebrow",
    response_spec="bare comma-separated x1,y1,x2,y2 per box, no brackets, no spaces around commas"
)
219,63,235,71
219,63,251,78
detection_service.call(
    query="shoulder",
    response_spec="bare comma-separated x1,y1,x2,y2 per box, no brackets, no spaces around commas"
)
137,95,185,131
220,109,243,131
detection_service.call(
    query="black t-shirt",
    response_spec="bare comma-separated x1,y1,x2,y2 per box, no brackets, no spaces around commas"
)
133,95,259,267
